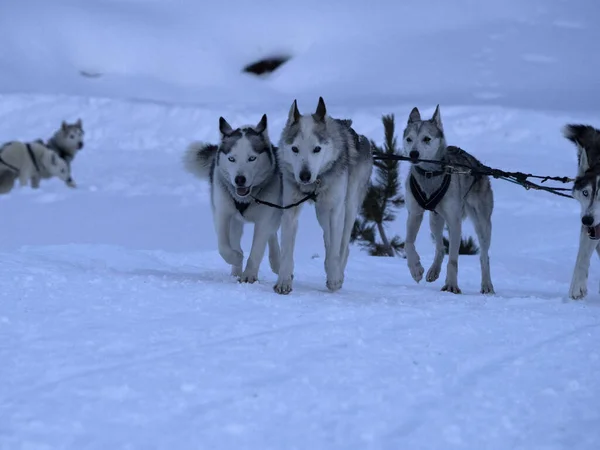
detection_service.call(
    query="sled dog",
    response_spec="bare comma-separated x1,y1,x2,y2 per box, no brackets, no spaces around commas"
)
183,114,282,282
0,140,72,194
274,97,374,294
403,105,495,294
563,124,600,299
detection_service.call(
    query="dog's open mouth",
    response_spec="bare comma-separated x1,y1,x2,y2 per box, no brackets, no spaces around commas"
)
236,187,251,197
588,224,600,240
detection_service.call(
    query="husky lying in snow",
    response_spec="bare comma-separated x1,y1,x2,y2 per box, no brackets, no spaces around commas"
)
183,114,282,283
403,105,495,295
33,119,85,188
0,141,72,194
563,124,600,300
273,97,374,295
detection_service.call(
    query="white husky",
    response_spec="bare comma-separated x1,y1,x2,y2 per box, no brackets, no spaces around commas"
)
0,141,72,194
183,114,282,283
274,97,374,294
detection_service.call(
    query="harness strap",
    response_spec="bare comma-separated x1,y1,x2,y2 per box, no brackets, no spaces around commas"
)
410,173,452,211
252,191,317,210
414,165,447,179
26,143,41,174
0,142,20,173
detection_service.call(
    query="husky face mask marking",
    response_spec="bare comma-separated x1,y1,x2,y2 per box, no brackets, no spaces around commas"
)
216,114,272,198
56,119,85,151
280,98,338,185
403,105,446,163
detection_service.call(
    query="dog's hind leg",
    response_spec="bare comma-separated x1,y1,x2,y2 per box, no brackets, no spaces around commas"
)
570,227,598,299
229,219,244,278
405,209,425,283
467,202,495,294
441,213,462,294
426,212,445,282
267,233,280,275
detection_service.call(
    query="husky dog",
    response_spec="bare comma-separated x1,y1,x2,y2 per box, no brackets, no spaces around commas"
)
403,105,495,295
183,114,282,283
0,141,72,194
274,97,374,295
35,119,85,188
563,124,600,299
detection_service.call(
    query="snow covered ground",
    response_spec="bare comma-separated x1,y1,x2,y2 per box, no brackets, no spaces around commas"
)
1,0,600,449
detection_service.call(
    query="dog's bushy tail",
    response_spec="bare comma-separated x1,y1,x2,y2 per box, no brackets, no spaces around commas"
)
563,124,600,151
183,141,218,180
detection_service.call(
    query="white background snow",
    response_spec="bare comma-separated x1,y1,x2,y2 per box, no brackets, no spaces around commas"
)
1,0,599,449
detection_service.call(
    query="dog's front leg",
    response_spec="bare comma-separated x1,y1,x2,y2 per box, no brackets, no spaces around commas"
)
405,209,425,283
241,219,272,283
317,201,345,292
214,213,243,268
442,215,462,294
229,219,244,278
274,205,302,295
569,227,598,299
30,175,40,189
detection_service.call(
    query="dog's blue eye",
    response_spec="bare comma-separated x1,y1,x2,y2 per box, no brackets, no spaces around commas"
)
423,136,431,143
291,146,299,153
228,156,235,162
583,190,589,197
248,156,256,162
406,137,412,143
313,146,321,153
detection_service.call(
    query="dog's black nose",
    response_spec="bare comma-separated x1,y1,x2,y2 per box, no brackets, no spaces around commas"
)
234,175,246,187
409,150,419,159
299,169,311,183
582,215,595,226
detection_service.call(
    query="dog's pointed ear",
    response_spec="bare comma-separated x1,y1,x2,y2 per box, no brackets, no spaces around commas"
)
51,152,57,166
313,97,326,122
408,107,421,124
255,114,267,134
288,99,300,124
219,117,233,137
76,118,82,128
578,143,590,175
432,104,443,131
61,121,68,131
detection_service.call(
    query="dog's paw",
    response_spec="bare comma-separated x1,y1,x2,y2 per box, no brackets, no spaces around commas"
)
441,283,462,294
569,282,587,300
326,277,343,292
239,271,258,284
426,264,441,282
480,282,495,295
273,277,293,295
408,261,425,283
220,249,243,267
66,179,77,188
230,265,243,278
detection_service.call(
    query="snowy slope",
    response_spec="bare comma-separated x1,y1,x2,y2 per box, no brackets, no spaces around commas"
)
1,0,600,449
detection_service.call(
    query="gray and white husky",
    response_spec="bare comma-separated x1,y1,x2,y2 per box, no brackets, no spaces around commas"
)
563,124,600,300
403,105,495,295
183,114,282,283
274,97,373,295
35,119,85,188
0,140,71,194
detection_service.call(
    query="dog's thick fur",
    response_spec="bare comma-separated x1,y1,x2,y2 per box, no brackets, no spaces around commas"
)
273,97,373,294
0,141,71,194
403,105,495,295
563,124,600,299
183,114,282,282
35,119,85,188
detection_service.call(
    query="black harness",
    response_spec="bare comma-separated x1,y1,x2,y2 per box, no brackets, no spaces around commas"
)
0,142,40,175
409,165,452,211
234,200,250,215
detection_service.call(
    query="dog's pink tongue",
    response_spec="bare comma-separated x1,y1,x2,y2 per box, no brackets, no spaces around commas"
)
589,224,600,239
236,187,250,196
